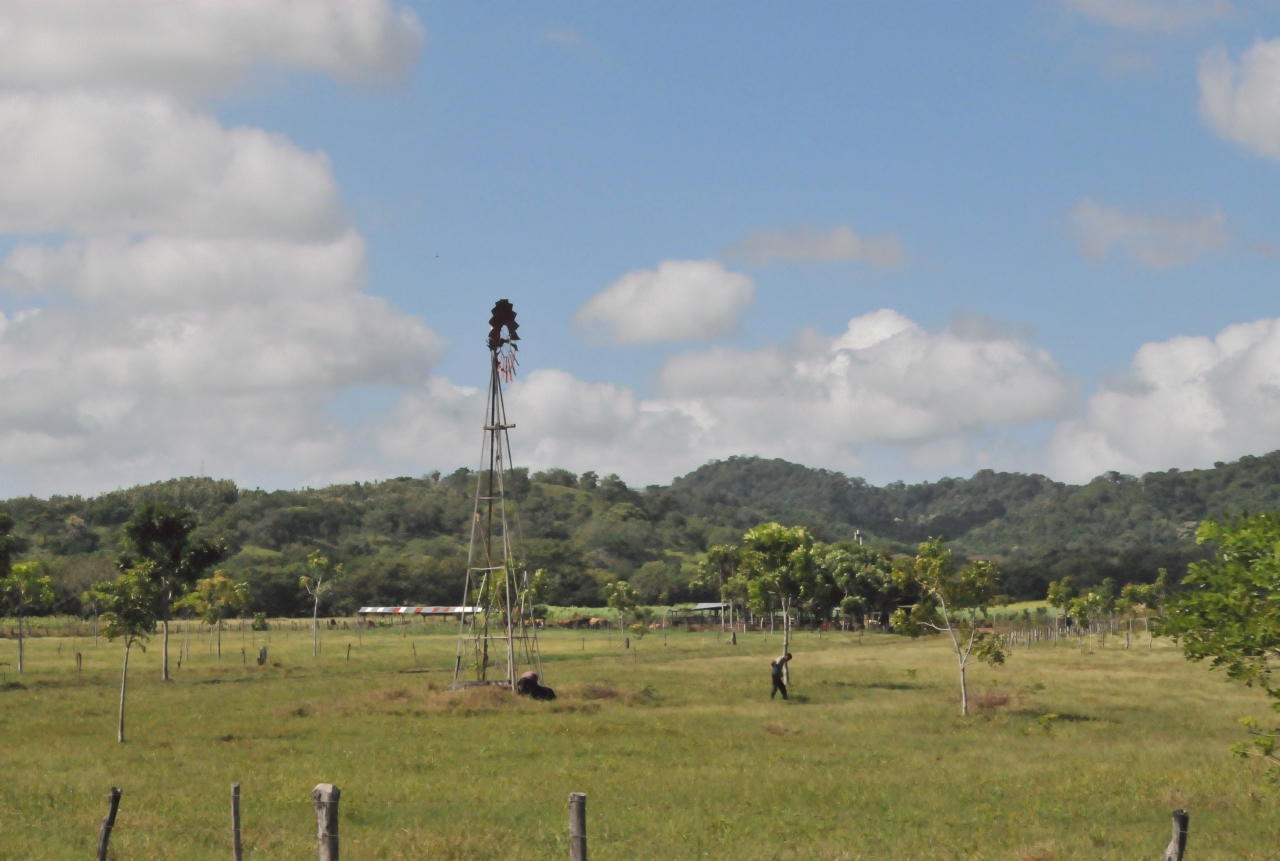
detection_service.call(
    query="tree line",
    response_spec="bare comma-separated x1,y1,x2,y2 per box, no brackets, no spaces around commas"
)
2,451,1280,617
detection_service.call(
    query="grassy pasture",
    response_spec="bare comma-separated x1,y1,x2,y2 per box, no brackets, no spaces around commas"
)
1,619,1279,860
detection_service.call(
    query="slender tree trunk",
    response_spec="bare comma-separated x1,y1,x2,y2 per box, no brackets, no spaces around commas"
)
781,598,791,685
93,610,98,645
312,598,319,658
17,612,24,674
161,613,170,681
217,619,222,660
118,642,131,743
939,599,968,716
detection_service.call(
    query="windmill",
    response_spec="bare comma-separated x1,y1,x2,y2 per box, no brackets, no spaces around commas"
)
451,299,544,690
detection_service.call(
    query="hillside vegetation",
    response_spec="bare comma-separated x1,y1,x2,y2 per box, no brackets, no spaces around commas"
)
6,452,1280,615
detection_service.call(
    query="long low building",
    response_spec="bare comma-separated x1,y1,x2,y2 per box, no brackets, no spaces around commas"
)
357,606,480,616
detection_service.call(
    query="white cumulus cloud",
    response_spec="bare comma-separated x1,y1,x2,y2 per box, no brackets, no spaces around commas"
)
0,0,424,93
722,224,904,267
381,309,1076,485
1199,40,1280,158
1069,0,1234,33
574,259,755,345
0,0,441,496
1070,198,1228,268
1048,317,1280,482
0,91,345,239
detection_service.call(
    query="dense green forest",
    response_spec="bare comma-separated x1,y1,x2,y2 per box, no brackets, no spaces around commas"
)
6,451,1280,616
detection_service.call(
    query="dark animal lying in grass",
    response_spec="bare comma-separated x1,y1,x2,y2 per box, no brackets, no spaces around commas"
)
515,671,556,701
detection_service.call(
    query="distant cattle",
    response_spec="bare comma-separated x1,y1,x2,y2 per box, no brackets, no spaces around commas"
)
588,617,608,629
555,617,592,629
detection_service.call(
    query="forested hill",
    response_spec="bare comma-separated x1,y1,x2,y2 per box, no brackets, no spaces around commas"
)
7,452,1280,615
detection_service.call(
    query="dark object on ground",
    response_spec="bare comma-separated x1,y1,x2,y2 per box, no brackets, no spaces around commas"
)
515,671,557,700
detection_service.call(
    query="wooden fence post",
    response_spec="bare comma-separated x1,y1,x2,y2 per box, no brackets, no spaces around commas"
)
96,787,121,861
231,783,243,861
568,792,587,861
257,646,267,666
1162,809,1189,861
313,783,340,861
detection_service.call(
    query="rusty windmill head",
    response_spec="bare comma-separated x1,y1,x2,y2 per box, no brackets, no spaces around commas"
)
488,299,520,382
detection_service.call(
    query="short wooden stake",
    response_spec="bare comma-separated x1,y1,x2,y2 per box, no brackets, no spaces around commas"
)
568,792,587,861
1162,809,1189,861
76,652,82,672
313,783,340,861
257,646,267,665
231,782,244,861
346,643,351,662
97,786,121,861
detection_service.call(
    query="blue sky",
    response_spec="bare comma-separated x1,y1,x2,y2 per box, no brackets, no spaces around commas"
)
1,1,1280,495
215,2,1280,387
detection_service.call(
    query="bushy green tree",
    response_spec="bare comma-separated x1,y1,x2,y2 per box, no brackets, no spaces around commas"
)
1,561,53,674
811,542,896,629
1046,576,1075,615
1160,513,1280,781
120,502,224,681
740,523,814,680
892,537,1007,716
89,563,158,743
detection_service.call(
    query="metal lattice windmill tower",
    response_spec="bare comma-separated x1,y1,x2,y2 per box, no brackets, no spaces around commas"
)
451,299,544,690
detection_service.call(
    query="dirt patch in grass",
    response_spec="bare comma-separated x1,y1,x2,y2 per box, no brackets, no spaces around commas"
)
972,693,1011,711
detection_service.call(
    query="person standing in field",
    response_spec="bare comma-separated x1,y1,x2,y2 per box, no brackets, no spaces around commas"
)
770,652,793,700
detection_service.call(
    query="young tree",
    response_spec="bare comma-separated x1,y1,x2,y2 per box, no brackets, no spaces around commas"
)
89,563,158,743
1,561,53,674
175,571,249,660
119,503,225,681
1046,576,1075,615
300,551,341,658
891,537,1007,716
1122,568,1168,650
739,523,814,682
692,544,739,630
604,579,639,632
1064,578,1116,650
1160,514,1280,780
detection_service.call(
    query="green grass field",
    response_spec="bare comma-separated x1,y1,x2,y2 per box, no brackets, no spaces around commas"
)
1,618,1278,860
